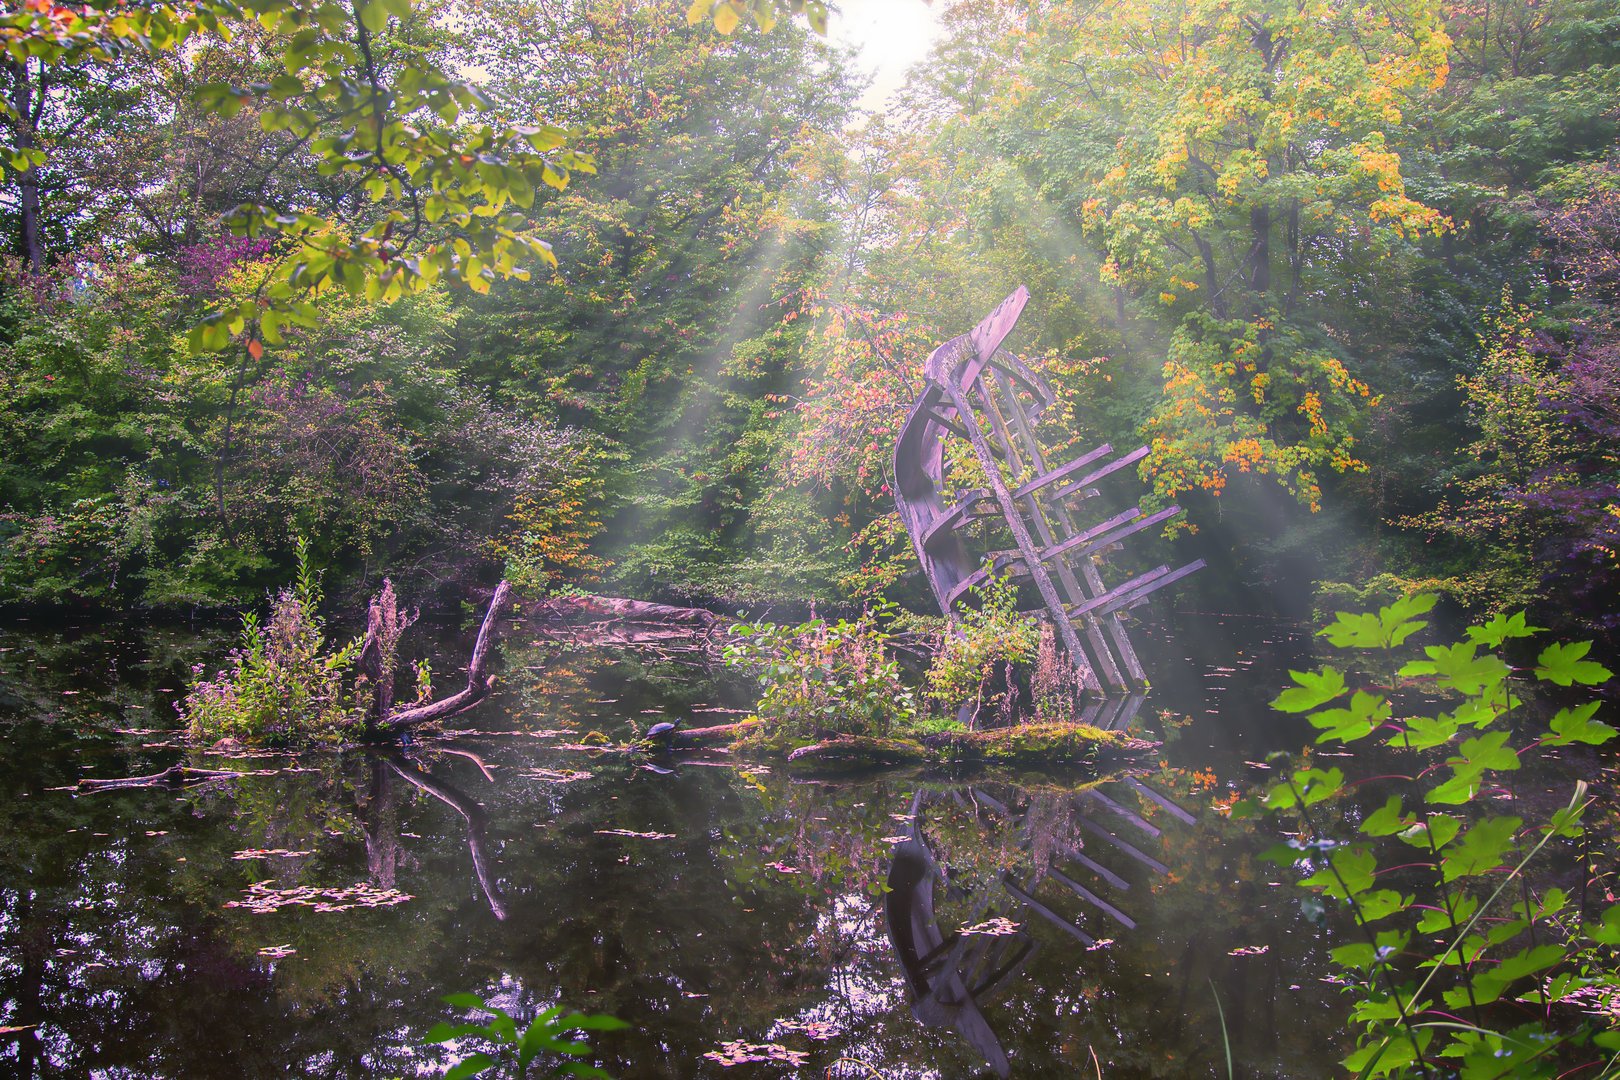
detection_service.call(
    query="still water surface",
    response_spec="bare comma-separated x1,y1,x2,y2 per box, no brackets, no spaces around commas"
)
0,611,1357,1078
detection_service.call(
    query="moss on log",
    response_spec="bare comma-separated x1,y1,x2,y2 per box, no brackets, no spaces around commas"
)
784,736,931,769
926,722,1157,765
706,721,1157,770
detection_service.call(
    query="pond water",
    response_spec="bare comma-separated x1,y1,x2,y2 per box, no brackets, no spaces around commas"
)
0,609,1493,1077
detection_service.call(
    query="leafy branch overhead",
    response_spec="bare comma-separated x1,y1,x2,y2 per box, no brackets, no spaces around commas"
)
1,0,593,353
685,0,828,36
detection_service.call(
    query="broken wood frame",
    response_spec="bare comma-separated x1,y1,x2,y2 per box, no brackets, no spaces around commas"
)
892,286,1204,693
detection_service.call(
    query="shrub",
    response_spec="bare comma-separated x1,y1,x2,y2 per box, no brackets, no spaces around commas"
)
926,572,1040,725
181,539,361,745
723,604,917,740
424,992,627,1079
1237,594,1620,1077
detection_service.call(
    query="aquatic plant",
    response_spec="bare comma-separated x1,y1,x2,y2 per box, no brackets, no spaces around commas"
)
723,603,917,740
926,571,1040,725
181,538,361,745
425,992,627,1079
1237,594,1620,1077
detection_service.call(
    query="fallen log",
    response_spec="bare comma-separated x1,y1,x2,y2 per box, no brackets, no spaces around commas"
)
78,765,249,791
671,719,763,748
785,736,930,768
523,594,719,628
378,581,511,733
924,722,1159,765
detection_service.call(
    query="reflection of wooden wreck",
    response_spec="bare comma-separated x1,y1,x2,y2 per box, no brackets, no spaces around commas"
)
893,287,1204,692
884,763,1195,1077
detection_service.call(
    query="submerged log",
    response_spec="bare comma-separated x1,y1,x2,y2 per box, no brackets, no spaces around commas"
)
926,722,1158,765
523,594,719,627
671,719,764,748
785,736,930,768
377,581,512,733
78,765,249,791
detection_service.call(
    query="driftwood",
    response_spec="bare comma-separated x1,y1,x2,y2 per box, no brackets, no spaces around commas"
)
377,580,512,733
382,755,507,920
78,765,249,791
671,719,762,748
785,736,930,767
356,578,418,721
523,594,719,628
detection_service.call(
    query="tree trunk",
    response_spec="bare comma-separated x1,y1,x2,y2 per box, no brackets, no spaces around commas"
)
8,59,44,271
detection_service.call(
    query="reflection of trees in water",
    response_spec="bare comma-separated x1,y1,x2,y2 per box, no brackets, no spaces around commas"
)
3,689,1335,1080
492,636,742,735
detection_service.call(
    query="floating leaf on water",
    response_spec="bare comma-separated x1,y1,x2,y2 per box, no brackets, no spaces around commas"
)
767,861,800,874
1229,944,1270,956
232,848,314,860
257,944,296,959
703,1041,810,1068
595,829,675,839
961,917,1021,937
775,1019,837,1040
1086,938,1115,951
527,768,593,783
225,881,412,914
880,835,911,844
145,830,168,837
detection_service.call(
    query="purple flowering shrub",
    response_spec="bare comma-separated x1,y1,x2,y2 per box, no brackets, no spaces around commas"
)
175,232,273,297
181,539,361,745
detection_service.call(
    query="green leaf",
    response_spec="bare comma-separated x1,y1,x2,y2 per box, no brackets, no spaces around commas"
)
1356,889,1412,923
1302,844,1375,899
1361,795,1413,837
1544,701,1616,746
1399,642,1510,695
1534,641,1613,687
443,1054,497,1080
1442,817,1521,882
1465,611,1545,648
1386,713,1459,750
1320,594,1434,649
1585,903,1620,946
442,993,488,1010
1309,691,1390,743
1470,943,1565,1004
1457,730,1520,774
1272,667,1347,713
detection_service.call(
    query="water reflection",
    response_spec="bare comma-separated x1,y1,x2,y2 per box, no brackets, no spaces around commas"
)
364,753,508,920
885,774,1195,1077
1,619,1346,1078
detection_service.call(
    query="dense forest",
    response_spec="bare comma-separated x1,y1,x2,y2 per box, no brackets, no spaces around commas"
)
3,0,1615,636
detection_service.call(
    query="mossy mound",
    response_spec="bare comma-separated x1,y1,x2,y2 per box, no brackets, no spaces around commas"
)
729,722,1156,772
783,735,931,770
926,721,1154,765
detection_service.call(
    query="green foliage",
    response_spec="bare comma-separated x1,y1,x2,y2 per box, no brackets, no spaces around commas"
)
1,0,591,343
180,537,361,745
722,604,917,740
424,992,628,1079
926,571,1040,718
1244,593,1620,1076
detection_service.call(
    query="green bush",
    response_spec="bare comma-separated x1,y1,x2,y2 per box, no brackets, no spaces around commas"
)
722,603,917,740
1237,594,1620,1077
926,571,1040,722
181,539,361,745
424,992,627,1079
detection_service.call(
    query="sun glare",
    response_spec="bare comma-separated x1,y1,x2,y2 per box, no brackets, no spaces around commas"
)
833,0,945,112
